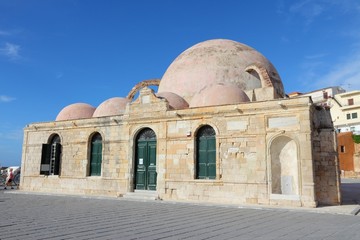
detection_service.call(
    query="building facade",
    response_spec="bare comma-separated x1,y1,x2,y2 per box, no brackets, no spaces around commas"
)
20,39,341,207
299,86,346,107
337,132,359,173
329,90,360,134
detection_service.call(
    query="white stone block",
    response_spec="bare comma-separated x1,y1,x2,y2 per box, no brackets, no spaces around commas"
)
227,121,248,131
268,116,298,128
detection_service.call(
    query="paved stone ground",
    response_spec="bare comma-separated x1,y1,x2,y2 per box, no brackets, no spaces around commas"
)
0,179,359,240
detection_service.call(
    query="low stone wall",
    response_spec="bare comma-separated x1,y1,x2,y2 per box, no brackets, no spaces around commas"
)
341,171,360,178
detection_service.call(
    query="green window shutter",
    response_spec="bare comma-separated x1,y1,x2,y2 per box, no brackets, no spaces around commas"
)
90,141,102,176
207,137,216,179
40,144,51,175
196,126,216,179
95,142,102,174
197,136,208,179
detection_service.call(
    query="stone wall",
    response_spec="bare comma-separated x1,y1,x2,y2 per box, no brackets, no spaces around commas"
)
21,117,130,196
312,107,341,205
20,89,341,208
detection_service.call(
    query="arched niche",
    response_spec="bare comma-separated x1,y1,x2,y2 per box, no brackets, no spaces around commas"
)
270,136,299,195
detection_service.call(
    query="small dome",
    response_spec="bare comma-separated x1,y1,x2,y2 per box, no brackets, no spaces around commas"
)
189,83,250,108
158,39,284,103
93,97,130,117
156,92,189,110
56,103,95,121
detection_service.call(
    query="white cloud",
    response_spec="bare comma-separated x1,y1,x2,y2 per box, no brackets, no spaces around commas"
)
289,0,325,25
0,95,16,102
314,51,360,91
288,0,360,25
0,42,21,60
294,47,360,92
0,30,11,36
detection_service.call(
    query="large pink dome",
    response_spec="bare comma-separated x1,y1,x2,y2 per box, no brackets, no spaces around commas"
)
189,83,250,108
158,39,284,103
56,103,95,121
93,97,130,117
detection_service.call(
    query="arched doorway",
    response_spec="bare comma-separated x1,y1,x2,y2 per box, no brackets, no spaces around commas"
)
135,128,157,190
270,136,299,195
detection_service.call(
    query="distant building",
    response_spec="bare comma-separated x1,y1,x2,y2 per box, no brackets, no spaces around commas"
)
296,86,346,107
289,87,360,133
328,90,360,134
287,92,303,98
0,167,7,174
337,132,360,177
5,166,20,173
328,90,360,177
291,88,360,176
20,39,340,208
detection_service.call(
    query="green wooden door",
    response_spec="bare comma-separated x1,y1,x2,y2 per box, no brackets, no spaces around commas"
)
147,141,157,190
197,126,216,179
136,141,147,190
135,129,157,190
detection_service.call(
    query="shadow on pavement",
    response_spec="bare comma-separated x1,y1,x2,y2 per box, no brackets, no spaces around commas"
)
341,178,360,205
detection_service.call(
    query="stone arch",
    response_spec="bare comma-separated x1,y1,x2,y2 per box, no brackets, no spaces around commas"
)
193,123,220,137
245,64,273,88
269,135,299,195
136,127,157,141
126,79,161,100
48,133,61,144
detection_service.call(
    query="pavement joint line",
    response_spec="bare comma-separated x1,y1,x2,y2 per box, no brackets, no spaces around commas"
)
4,190,360,216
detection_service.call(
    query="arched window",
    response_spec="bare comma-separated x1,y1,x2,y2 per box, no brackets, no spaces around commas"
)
40,134,61,175
90,133,103,176
196,125,216,179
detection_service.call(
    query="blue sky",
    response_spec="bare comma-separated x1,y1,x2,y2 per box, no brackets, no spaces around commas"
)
1,0,360,167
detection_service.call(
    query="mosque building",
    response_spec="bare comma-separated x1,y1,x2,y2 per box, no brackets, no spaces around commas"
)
20,39,341,207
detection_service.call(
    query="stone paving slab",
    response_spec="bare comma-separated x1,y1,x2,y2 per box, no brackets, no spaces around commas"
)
1,189,360,240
